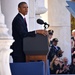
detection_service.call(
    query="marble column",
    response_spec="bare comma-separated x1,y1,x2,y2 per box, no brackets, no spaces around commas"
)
48,0,71,64
29,0,47,31
0,0,13,75
35,0,47,30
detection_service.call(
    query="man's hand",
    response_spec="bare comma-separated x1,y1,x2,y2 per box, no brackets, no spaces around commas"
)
36,30,48,36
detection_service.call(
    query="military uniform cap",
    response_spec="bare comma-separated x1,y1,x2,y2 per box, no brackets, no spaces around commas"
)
52,38,58,42
48,30,54,35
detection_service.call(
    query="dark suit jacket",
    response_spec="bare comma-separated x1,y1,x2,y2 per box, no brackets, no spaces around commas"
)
48,45,60,62
10,13,36,57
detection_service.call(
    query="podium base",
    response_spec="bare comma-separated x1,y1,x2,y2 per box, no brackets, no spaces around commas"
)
26,55,47,63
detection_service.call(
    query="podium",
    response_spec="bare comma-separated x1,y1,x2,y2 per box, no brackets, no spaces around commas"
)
23,34,49,63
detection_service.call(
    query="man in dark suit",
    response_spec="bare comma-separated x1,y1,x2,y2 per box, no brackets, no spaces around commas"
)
10,2,48,62
48,38,61,62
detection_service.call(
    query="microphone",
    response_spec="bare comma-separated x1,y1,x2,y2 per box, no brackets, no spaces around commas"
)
37,19,44,25
37,19,49,27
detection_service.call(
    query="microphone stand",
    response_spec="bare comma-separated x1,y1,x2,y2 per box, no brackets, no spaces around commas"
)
44,25,46,30
44,24,49,30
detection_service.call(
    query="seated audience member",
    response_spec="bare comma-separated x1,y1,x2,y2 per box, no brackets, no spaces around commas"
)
48,38,63,62
71,30,75,53
50,56,69,74
72,51,75,56
72,48,75,54
62,57,69,74
50,55,60,74
71,36,74,48
69,57,75,74
71,37,75,53
57,58,64,74
62,57,68,65
72,29,75,39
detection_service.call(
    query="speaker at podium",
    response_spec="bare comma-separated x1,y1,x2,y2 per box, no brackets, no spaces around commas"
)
23,34,49,62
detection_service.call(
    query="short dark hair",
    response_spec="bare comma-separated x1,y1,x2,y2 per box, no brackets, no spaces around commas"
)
18,2,27,8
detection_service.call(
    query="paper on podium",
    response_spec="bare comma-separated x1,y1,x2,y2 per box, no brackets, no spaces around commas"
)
23,34,49,55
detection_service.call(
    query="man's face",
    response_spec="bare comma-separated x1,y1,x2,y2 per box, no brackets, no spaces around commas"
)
53,41,58,46
72,32,75,37
18,3,28,16
48,35,53,39
63,58,68,64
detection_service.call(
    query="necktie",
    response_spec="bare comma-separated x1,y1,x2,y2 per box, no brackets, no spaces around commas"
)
24,18,27,25
24,18,26,21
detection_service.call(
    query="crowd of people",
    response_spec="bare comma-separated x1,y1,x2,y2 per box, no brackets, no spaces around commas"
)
47,29,75,74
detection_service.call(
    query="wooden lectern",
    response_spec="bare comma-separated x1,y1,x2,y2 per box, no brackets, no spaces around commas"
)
23,34,49,63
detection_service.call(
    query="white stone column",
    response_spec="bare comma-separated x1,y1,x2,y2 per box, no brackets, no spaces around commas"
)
35,0,47,30
48,0,71,64
0,0,13,75
28,0,35,31
29,0,47,31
